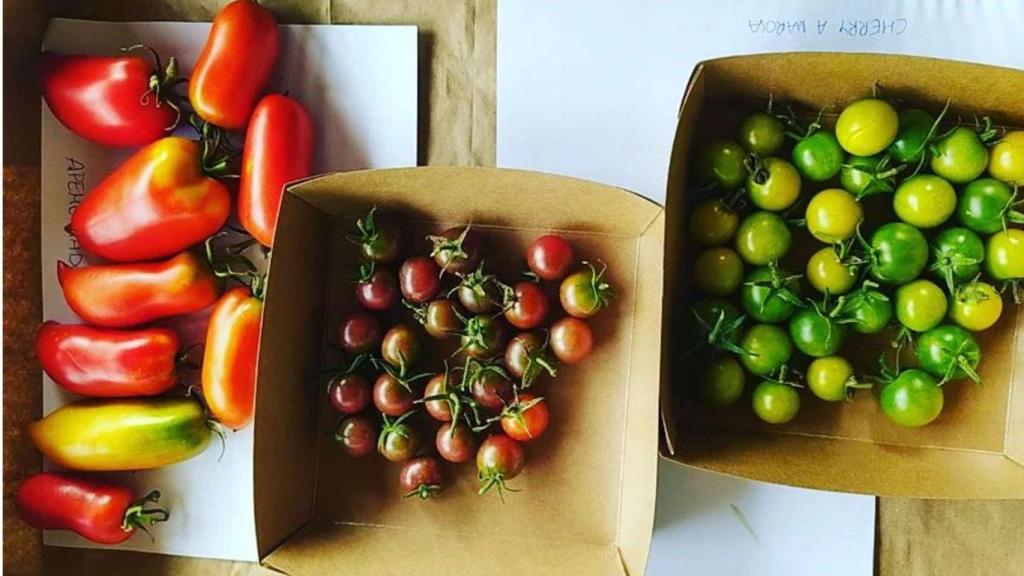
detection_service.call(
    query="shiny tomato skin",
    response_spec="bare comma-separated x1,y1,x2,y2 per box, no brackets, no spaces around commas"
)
893,175,956,229
239,94,314,247
381,324,424,369
527,235,575,280
989,131,1024,185
379,422,421,463
949,281,1003,332
560,265,613,318
335,414,377,458
835,99,898,156
356,268,399,311
70,137,230,262
693,247,744,297
549,317,594,364
805,189,863,243
470,368,513,411
35,322,179,397
436,422,479,463
504,281,549,329
689,199,740,247
880,369,944,427
329,374,371,414
476,435,525,480
430,226,483,275
373,373,417,417
460,315,508,359
399,457,445,498
894,279,948,333
423,299,461,339
202,286,263,430
423,374,453,421
931,127,989,184
399,257,442,304
500,394,550,442
57,252,221,328
751,381,800,424
189,0,279,129
41,53,177,147
338,311,382,354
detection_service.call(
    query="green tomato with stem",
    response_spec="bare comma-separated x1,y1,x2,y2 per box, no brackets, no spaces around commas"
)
689,198,740,246
807,356,866,402
928,227,984,294
792,131,844,182
806,247,858,295
888,108,936,164
839,286,893,334
739,264,802,323
931,126,989,184
879,369,944,428
948,281,1003,332
746,157,802,211
916,324,982,384
738,323,793,377
957,178,1024,235
867,222,929,285
788,308,846,358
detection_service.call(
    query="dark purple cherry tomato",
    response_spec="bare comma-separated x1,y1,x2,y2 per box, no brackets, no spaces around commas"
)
378,416,421,463
455,265,501,314
407,299,461,340
338,311,382,354
335,414,377,458
399,256,441,304
354,207,402,263
436,422,479,463
423,373,453,422
373,372,417,417
329,373,371,414
504,281,549,330
356,265,398,311
476,434,525,496
428,226,483,275
381,323,423,368
505,332,558,387
399,456,445,499
469,363,513,411
460,315,507,359
527,235,574,281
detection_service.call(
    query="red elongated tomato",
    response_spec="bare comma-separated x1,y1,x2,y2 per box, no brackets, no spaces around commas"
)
35,321,180,397
239,94,314,247
70,137,231,262
57,252,221,328
189,0,279,129
16,472,168,545
41,52,177,147
202,286,263,430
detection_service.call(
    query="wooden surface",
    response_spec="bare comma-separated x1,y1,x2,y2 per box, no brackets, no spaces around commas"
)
3,1,1022,575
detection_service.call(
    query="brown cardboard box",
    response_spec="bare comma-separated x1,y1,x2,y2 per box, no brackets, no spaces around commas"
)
252,166,662,575
660,52,1024,499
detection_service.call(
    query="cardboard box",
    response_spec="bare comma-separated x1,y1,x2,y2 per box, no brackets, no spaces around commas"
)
660,52,1024,499
252,166,662,575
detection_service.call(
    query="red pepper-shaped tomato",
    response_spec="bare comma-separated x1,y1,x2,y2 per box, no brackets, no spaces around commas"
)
239,94,314,247
36,321,180,397
189,0,279,129
202,286,263,430
17,473,168,544
70,137,231,262
41,51,179,147
57,252,221,328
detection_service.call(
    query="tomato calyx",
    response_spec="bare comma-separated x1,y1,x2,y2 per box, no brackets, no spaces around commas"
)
689,307,749,356
511,332,559,388
496,392,546,439
843,154,903,200
427,225,473,275
578,261,615,315
742,261,803,315
419,362,489,429
761,365,803,389
930,247,984,295
372,356,431,391
378,411,418,454
187,114,241,177
121,44,186,132
455,314,501,359
322,353,371,393
120,489,170,540
904,99,953,177
403,483,442,500
973,115,1002,146
449,262,501,308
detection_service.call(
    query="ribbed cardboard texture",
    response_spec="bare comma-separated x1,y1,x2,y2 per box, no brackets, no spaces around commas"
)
256,166,662,575
661,52,1024,499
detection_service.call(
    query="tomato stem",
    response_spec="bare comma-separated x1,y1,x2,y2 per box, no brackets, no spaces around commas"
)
121,490,169,541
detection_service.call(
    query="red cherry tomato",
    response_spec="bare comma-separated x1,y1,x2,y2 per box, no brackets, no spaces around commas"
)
399,257,442,303
550,317,594,364
334,414,377,458
399,456,446,499
69,137,231,263
527,234,574,280
476,435,525,496
328,374,371,414
381,324,424,369
57,252,221,328
356,266,398,311
35,321,179,397
41,51,178,147
503,281,549,329
338,311,382,354
16,472,168,544
202,286,262,430
423,374,453,422
436,422,479,463
373,372,417,417
189,0,279,129
500,393,550,442
239,94,314,247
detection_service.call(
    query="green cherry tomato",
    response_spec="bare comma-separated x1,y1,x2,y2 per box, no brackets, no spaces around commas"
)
693,297,742,327
692,297,745,353
788,309,846,358
694,247,744,296
888,108,935,164
986,228,1024,281
746,157,802,211
916,324,981,383
751,381,800,424
880,369,944,427
929,227,984,293
956,178,1024,235
792,131,844,182
840,287,893,334
895,279,948,332
735,211,792,265
840,154,892,198
869,222,929,285
738,323,793,377
699,139,748,188
989,130,1024,185
689,198,739,246
930,127,989,184
805,188,863,243
739,112,786,156
806,247,858,295
835,99,898,156
949,281,1003,331
806,356,857,402
697,356,746,406
739,265,801,323
893,175,956,229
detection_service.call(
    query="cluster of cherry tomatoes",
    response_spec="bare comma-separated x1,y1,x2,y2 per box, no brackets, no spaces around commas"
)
685,95,1023,428
328,207,614,498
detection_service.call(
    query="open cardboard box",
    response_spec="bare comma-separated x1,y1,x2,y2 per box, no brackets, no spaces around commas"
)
660,52,1024,499
253,166,662,575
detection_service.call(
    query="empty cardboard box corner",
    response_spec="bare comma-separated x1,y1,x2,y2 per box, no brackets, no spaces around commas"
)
660,52,1024,499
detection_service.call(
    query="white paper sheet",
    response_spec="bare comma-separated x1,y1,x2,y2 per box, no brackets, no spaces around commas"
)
40,19,417,561
498,1,1024,574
